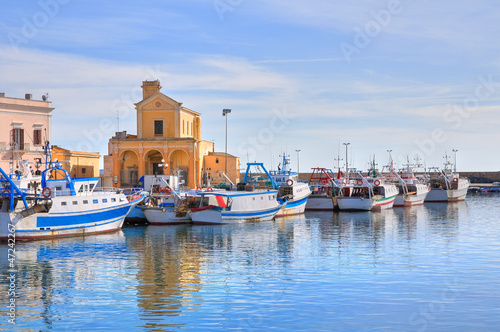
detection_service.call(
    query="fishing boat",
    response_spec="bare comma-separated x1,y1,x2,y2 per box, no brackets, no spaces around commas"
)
141,177,195,225
243,157,311,217
384,162,430,207
424,161,470,202
0,145,144,241
337,170,398,211
190,189,284,224
305,168,342,211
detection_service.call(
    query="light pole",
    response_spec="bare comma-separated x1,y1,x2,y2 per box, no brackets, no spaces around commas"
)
295,149,301,175
222,109,231,176
343,143,350,174
452,149,458,172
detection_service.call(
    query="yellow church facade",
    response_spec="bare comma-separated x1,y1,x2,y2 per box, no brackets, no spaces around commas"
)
103,80,239,189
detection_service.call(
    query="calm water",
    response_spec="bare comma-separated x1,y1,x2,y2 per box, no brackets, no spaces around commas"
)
2,193,500,331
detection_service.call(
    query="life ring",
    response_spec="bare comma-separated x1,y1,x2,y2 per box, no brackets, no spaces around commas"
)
342,178,347,185
42,187,51,198
207,187,213,192
356,179,363,186
287,179,293,186
419,177,425,183
374,179,381,186
154,185,161,193
453,178,459,183
162,188,171,194
2,189,9,193
320,178,329,184
196,187,202,191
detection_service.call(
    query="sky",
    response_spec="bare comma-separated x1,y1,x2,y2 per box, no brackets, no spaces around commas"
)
1,0,499,172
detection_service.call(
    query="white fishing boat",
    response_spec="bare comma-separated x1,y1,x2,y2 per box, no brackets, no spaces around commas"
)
337,170,398,211
0,145,144,241
384,163,430,207
243,157,311,217
141,178,195,225
190,189,284,224
305,168,343,211
424,162,470,202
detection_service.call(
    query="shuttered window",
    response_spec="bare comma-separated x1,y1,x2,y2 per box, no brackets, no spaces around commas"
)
11,128,24,150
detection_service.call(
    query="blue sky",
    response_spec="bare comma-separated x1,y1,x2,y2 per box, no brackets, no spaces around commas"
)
1,0,499,172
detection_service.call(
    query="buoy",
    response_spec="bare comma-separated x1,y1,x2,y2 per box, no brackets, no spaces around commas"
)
374,179,381,186
287,179,294,186
356,179,363,186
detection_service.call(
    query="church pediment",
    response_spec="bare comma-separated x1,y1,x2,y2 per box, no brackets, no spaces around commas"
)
135,91,182,111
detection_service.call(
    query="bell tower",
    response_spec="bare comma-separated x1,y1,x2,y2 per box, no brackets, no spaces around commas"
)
141,80,162,100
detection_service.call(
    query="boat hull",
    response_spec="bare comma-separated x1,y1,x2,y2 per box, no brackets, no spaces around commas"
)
191,205,282,224
337,197,376,211
276,195,309,217
305,196,335,211
373,195,397,210
393,191,428,207
143,207,191,225
425,187,468,202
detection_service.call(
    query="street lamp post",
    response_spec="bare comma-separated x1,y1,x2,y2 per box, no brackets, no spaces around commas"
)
222,109,231,176
452,149,458,172
343,143,350,174
295,149,301,175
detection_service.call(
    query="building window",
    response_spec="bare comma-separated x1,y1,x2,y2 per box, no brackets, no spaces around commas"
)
11,128,24,150
82,167,86,174
216,158,219,164
33,129,42,145
154,120,163,136
183,120,185,134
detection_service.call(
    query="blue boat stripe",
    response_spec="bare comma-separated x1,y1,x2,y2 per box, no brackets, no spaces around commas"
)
47,201,136,215
284,196,309,208
36,205,131,228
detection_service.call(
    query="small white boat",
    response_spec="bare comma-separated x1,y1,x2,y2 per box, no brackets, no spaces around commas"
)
337,171,398,211
424,158,470,202
0,164,144,241
243,157,311,217
190,189,284,224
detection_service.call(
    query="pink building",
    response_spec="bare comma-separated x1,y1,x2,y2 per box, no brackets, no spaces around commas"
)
0,93,53,174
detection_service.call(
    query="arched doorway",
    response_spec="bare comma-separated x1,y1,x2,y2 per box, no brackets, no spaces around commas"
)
169,149,189,187
145,150,165,175
119,150,139,187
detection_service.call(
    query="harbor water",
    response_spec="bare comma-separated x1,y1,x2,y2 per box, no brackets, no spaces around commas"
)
2,193,500,331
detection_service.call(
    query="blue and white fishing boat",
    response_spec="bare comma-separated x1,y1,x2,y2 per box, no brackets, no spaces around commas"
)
243,157,311,217
190,189,284,224
0,145,144,241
